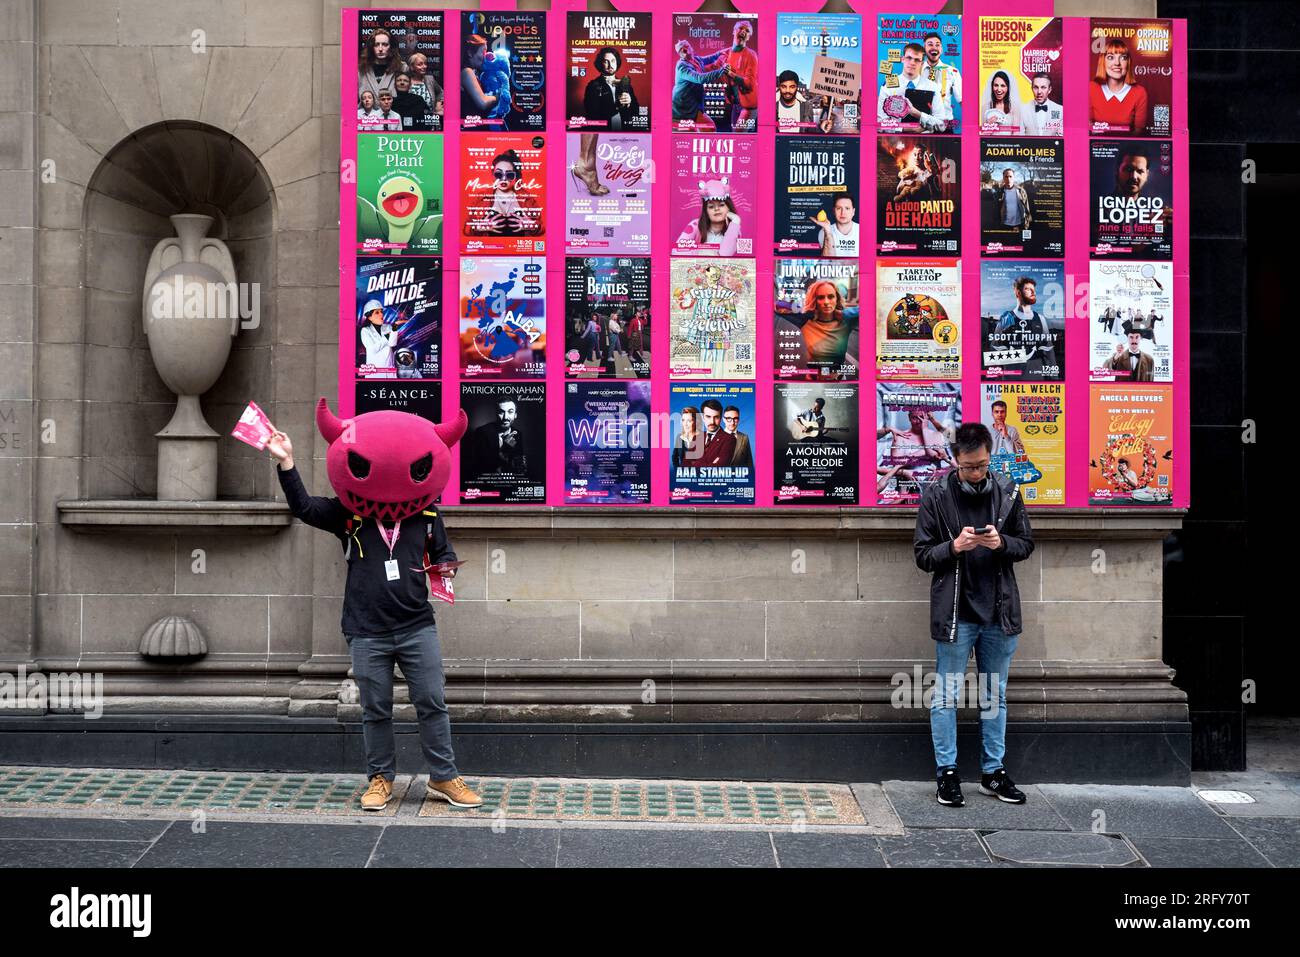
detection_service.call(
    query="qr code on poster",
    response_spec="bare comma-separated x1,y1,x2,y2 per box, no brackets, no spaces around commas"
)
1025,487,1037,501
734,344,752,361
1152,105,1169,131
737,238,752,254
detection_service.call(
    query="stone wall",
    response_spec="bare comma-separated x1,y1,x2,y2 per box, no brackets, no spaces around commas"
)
0,0,39,672
44,505,1184,726
18,0,347,679
4,0,1185,733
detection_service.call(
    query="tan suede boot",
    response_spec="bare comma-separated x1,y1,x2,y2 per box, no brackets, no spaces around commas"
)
361,775,393,811
426,776,483,808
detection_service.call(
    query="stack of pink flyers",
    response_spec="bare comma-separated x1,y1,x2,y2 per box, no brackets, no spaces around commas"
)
231,400,274,450
421,558,467,605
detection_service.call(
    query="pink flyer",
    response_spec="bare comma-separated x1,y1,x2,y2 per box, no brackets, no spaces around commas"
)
231,401,274,451
564,132,653,255
670,134,757,257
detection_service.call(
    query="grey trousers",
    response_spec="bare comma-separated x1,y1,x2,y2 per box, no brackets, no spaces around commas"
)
346,621,458,782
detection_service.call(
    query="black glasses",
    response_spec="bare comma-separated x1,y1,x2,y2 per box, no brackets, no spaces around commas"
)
493,169,519,181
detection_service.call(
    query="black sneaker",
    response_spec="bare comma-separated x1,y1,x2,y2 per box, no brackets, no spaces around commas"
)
979,768,1027,804
936,768,965,807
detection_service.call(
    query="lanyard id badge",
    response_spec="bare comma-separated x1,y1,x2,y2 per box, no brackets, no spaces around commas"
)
378,521,402,583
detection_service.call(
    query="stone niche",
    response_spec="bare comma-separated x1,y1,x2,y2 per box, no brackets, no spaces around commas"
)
44,122,302,692
80,120,276,501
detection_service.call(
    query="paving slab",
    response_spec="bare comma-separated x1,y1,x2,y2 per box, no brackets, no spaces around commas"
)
556,827,778,868
983,830,1137,867
1222,817,1300,867
1127,836,1273,868
370,822,560,868
1192,770,1300,818
1037,784,1241,839
876,829,994,867
882,780,1071,830
0,816,174,841
134,820,383,868
848,783,906,835
0,838,155,868
771,831,887,868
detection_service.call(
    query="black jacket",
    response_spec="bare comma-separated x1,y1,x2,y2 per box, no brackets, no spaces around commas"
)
913,470,1034,642
277,465,456,638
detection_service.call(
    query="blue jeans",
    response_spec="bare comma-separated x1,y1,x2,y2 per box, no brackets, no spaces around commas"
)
930,621,1018,775
346,621,458,782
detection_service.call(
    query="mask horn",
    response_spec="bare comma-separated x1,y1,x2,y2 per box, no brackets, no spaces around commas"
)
435,408,468,449
316,397,345,444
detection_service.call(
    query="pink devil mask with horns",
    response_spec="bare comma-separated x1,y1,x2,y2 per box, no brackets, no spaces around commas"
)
315,397,467,523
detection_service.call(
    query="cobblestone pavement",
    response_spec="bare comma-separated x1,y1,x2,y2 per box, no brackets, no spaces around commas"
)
2,766,1296,867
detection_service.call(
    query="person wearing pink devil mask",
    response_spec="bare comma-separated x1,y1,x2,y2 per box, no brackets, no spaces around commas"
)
267,399,482,812
675,176,742,256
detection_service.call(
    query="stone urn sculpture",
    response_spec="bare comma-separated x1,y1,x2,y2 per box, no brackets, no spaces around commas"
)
142,214,239,500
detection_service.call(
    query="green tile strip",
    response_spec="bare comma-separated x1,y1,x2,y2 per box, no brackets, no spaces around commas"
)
2,767,865,825
0,767,394,816
419,777,865,825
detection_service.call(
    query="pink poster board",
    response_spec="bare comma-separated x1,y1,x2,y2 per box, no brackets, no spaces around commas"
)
338,0,1190,509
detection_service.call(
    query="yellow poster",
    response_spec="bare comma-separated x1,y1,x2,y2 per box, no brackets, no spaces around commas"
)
977,17,1063,135
981,381,1064,505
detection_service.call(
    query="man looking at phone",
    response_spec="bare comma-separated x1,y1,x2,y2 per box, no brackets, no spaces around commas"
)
913,423,1034,808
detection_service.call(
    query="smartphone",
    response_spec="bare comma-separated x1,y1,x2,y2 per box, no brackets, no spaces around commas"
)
973,525,991,535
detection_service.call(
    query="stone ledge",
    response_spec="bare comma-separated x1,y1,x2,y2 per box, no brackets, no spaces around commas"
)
57,499,293,534
438,506,1186,539
16,662,1186,722
0,715,1193,735
29,658,1181,682
53,502,1185,538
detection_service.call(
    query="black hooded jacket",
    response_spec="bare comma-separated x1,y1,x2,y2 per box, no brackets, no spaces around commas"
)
913,470,1035,642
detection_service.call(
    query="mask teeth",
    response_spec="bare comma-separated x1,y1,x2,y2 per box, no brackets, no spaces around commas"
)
348,494,429,522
